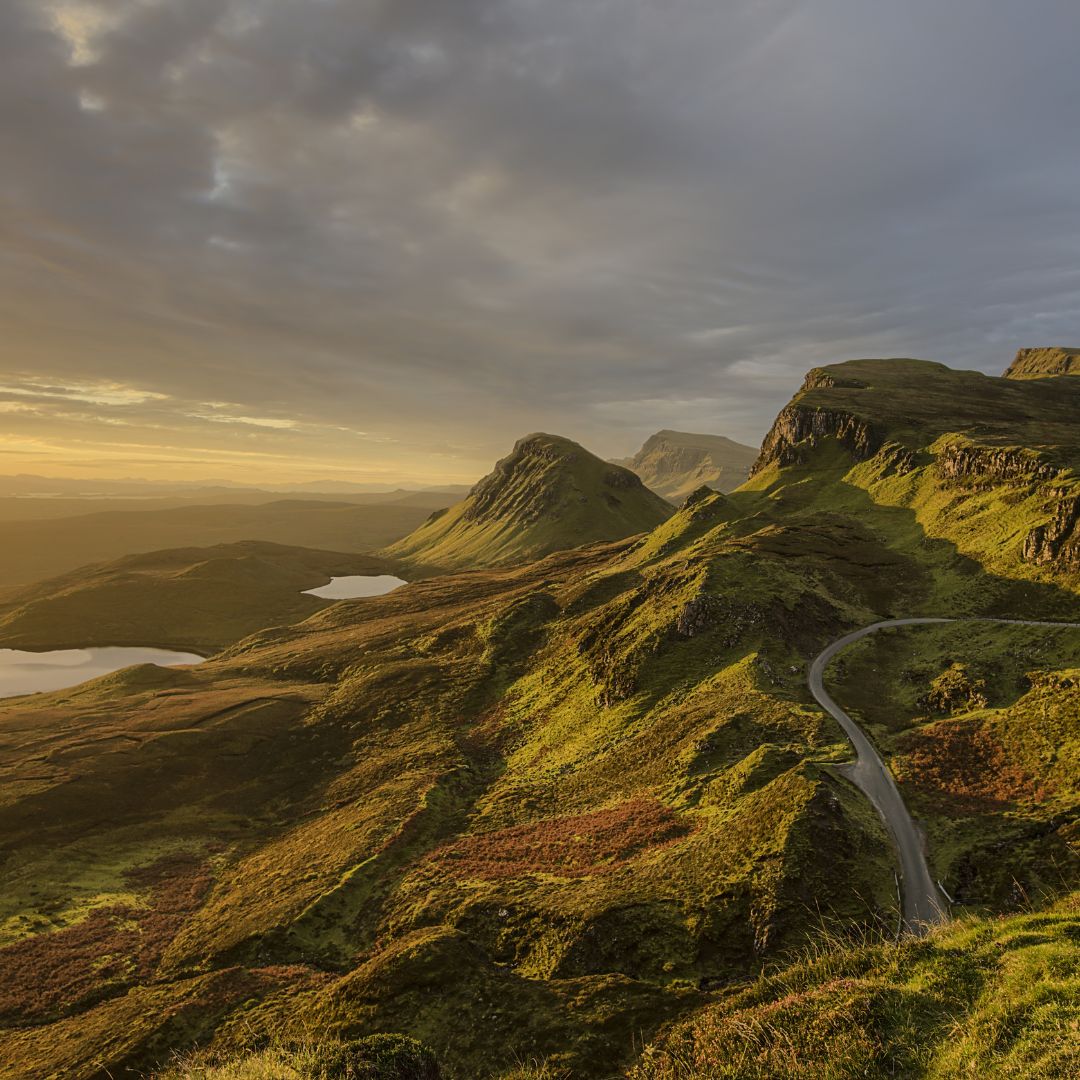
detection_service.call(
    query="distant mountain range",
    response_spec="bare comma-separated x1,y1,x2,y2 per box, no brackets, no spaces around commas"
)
386,432,673,568
612,429,759,502
0,473,471,498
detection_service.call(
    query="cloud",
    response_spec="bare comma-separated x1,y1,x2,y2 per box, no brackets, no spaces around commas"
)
197,413,298,430
2,0,1079,480
0,378,169,407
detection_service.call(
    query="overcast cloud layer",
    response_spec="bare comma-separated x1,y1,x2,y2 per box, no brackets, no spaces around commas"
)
2,0,1079,483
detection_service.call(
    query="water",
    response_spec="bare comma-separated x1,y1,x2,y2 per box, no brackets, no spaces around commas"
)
0,647,204,700
302,575,406,600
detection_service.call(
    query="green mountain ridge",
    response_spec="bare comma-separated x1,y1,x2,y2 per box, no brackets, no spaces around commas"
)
611,430,759,503
385,433,674,569
2,357,1079,1078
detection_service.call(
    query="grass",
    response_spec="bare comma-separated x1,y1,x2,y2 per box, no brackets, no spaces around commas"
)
158,1034,440,1079
627,894,1080,1079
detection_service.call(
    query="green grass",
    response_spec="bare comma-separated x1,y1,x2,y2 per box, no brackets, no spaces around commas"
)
628,894,1080,1079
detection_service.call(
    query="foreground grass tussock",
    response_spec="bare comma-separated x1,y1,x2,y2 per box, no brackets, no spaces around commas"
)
629,896,1080,1079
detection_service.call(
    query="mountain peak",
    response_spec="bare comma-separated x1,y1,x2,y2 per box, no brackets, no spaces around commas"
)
614,429,758,503
387,433,672,568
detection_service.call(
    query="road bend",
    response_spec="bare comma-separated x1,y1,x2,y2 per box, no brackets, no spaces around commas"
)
808,616,1080,935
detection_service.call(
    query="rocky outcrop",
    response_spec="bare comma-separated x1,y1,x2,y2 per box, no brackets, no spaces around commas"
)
751,406,880,476
874,442,921,476
1003,347,1080,380
930,442,1078,570
936,443,1062,488
801,368,869,392
1022,489,1080,569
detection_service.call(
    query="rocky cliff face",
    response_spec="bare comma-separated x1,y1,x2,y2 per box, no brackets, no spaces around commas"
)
1023,490,1080,570
1004,347,1080,380
749,357,1080,584
933,443,1079,569
751,405,880,476
935,443,1062,487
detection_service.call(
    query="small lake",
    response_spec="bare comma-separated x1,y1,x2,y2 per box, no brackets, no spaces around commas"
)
302,575,406,600
0,647,204,700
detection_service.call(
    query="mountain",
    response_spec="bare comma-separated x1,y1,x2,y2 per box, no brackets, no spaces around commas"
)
385,432,673,569
0,542,402,655
612,429,759,502
1003,346,1080,380
751,358,1080,585
3,357,1079,1078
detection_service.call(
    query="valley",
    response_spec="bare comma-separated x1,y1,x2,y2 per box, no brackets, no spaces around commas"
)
0,353,1078,1078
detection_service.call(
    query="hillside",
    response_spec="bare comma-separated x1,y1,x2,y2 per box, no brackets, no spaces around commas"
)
157,895,1080,1079
385,433,673,569
0,542,404,655
1003,346,1080,380
629,894,1080,1079
0,498,441,589
2,357,1079,1078
750,358,1080,588
613,430,759,502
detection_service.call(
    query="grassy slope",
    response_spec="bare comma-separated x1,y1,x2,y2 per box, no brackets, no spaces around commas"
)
386,434,673,569
0,542,405,654
0,531,898,1078
3,359,1080,1078
0,499,440,588
629,894,1080,1079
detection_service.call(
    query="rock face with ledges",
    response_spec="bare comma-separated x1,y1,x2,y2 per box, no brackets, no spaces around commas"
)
1004,347,1080,380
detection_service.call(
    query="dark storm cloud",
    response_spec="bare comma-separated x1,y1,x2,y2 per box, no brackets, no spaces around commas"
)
2,0,1079,477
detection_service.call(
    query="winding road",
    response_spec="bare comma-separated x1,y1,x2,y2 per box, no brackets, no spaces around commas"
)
809,616,1080,936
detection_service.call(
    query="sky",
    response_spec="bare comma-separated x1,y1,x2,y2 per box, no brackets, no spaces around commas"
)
2,0,1079,486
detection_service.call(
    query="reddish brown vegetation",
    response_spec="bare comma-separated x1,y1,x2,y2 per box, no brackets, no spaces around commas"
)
426,798,692,880
0,853,212,1023
896,721,1049,812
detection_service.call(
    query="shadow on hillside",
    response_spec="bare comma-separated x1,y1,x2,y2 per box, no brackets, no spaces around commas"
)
732,462,1080,627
